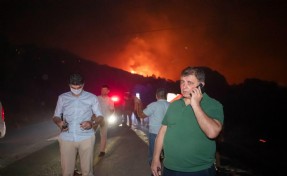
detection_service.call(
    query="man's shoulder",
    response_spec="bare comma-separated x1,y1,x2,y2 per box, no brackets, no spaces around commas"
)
59,91,71,97
203,94,223,107
83,91,96,96
74,91,97,100
171,98,182,104
97,95,103,99
157,99,169,105
149,100,169,107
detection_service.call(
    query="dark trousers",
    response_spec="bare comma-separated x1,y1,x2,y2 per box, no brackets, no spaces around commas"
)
134,111,141,125
123,110,132,126
163,166,216,176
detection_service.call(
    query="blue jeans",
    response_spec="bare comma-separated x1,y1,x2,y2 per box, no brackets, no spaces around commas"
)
148,133,157,164
163,166,216,176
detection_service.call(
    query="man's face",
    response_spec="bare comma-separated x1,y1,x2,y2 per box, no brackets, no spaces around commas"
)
70,84,84,96
180,75,199,98
101,87,109,96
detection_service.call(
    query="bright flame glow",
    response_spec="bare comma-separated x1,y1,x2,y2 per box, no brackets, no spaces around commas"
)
110,36,169,79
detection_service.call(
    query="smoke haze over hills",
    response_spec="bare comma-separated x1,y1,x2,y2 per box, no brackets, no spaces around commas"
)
1,0,287,86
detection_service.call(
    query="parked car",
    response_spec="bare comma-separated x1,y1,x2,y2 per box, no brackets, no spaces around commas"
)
0,101,6,138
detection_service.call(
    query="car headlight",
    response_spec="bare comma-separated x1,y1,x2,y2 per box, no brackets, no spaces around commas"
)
107,114,117,125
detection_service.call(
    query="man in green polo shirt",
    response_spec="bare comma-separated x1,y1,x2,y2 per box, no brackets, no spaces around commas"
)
151,66,224,176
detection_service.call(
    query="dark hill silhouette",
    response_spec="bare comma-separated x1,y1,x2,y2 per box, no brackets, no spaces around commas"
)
0,44,181,127
0,43,231,129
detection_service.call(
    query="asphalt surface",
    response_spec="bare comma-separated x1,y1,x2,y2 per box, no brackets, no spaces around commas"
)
1,119,272,176
0,120,59,169
93,125,151,176
0,122,152,176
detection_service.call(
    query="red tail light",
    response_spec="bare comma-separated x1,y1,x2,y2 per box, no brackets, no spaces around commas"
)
111,96,120,103
1,107,4,120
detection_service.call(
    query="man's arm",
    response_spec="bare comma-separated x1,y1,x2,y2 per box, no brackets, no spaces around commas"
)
53,96,68,131
90,96,105,128
53,116,68,131
109,99,115,114
189,87,223,139
137,107,147,119
80,114,104,130
134,97,147,118
191,99,222,139
193,105,222,139
151,125,167,176
91,114,104,125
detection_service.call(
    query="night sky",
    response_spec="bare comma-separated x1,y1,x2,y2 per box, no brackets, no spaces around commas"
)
1,0,287,86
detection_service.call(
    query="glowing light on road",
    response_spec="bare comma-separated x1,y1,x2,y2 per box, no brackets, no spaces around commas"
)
107,114,117,124
259,139,267,143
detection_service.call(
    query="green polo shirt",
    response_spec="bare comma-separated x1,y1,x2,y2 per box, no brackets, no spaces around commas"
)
162,93,224,172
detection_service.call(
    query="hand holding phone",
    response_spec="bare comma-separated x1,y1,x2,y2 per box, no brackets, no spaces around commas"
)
157,167,162,176
190,83,205,97
62,120,69,131
197,83,205,94
61,113,68,131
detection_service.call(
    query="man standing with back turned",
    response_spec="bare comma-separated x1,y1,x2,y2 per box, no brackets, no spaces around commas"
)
53,73,103,176
151,67,224,176
136,88,169,166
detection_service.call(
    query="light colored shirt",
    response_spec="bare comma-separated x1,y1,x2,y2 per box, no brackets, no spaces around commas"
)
54,90,103,142
143,99,169,134
98,95,114,118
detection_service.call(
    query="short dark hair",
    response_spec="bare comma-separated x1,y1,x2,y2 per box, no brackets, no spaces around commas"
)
69,73,84,85
181,66,205,82
156,88,167,99
101,84,110,89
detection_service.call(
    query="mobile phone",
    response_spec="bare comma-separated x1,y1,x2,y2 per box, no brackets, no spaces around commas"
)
197,83,205,94
61,113,68,130
190,83,205,97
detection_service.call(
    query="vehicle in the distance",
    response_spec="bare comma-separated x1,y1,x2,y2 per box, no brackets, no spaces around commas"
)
0,101,6,138
106,112,122,127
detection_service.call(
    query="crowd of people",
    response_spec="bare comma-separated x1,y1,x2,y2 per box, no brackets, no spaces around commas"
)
52,66,224,176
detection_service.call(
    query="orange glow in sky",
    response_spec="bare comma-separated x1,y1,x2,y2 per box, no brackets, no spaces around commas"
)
109,35,172,79
4,1,287,86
